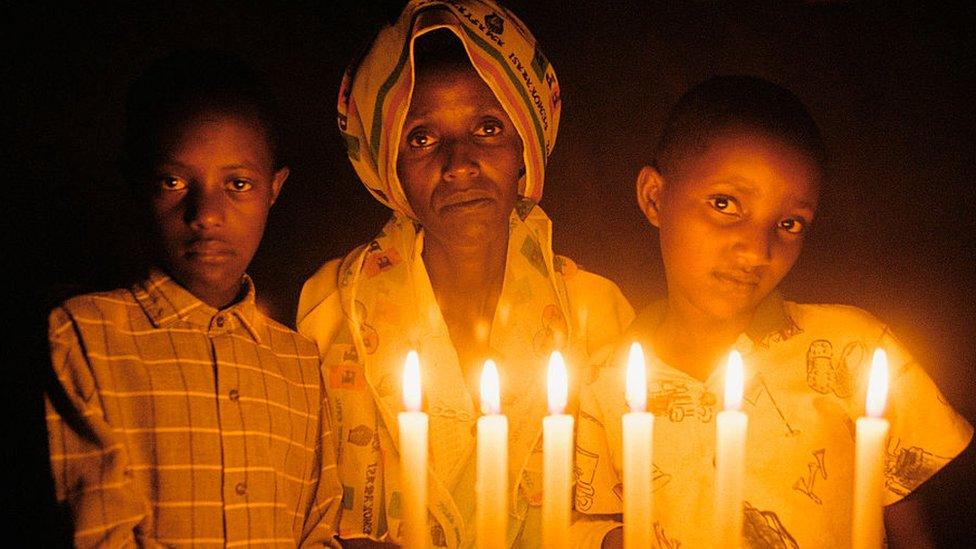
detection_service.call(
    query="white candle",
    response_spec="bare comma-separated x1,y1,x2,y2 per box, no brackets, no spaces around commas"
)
853,348,890,549
476,360,508,549
543,351,573,548
398,350,428,548
715,350,747,549
622,342,654,549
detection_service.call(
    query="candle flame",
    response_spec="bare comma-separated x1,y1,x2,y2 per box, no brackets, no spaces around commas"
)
724,350,744,411
480,359,500,415
626,342,647,412
866,348,889,418
403,350,422,412
548,351,568,415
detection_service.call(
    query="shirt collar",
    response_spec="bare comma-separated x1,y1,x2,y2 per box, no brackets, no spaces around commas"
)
134,267,264,343
629,290,798,350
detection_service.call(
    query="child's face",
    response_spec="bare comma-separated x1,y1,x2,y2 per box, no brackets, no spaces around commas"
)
641,130,821,322
396,63,523,248
148,113,287,308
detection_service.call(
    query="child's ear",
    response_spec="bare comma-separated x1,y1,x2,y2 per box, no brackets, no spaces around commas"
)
270,166,289,204
636,165,664,227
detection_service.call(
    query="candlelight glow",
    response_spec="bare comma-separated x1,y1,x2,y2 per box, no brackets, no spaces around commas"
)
403,350,422,412
866,348,889,418
547,351,568,415
626,342,647,413
724,350,744,411
481,359,500,415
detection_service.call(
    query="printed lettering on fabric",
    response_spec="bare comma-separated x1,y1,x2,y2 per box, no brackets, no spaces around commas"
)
449,2,506,47
363,461,379,534
507,51,550,138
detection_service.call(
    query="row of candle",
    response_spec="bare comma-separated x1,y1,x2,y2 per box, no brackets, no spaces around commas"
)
397,345,890,548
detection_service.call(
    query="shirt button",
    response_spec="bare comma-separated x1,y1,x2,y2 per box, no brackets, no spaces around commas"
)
229,389,240,402
215,315,225,327
235,482,247,495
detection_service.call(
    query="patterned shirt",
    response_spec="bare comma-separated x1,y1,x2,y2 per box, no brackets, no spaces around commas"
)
573,294,973,548
46,269,341,547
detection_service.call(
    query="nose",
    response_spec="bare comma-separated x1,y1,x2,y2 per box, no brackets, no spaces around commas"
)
441,138,480,182
185,184,225,229
732,225,773,268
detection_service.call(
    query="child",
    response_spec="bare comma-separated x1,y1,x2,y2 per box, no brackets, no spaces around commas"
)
296,1,633,546
44,50,340,547
573,75,973,547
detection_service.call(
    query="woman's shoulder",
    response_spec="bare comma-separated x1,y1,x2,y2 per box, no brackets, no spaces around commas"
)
296,244,371,327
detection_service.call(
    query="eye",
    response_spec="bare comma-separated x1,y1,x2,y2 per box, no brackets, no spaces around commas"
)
159,176,187,191
778,217,808,235
406,128,436,148
707,195,741,215
474,118,504,137
227,179,253,192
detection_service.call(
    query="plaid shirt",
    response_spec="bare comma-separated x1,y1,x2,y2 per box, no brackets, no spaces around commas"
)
46,269,340,547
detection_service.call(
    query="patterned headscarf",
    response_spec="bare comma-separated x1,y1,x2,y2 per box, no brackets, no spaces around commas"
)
336,0,561,218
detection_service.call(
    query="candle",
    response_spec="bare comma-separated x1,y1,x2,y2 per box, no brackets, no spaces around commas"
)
852,348,890,549
622,342,654,549
476,360,508,549
398,350,428,548
715,350,747,549
543,351,573,548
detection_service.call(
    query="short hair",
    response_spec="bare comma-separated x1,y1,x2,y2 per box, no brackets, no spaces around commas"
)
122,49,284,185
654,75,826,178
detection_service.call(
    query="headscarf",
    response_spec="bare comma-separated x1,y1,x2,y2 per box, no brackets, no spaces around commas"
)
337,0,561,217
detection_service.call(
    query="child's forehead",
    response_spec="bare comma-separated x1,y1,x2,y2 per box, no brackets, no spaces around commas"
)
674,129,822,199
159,111,271,150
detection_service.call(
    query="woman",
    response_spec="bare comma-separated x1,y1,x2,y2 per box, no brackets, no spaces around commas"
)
298,1,633,546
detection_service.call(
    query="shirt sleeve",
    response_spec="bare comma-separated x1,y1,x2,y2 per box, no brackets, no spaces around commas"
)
298,383,343,548
45,306,156,548
878,327,974,505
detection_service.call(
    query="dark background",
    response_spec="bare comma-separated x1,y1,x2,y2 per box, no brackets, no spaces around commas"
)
9,1,974,545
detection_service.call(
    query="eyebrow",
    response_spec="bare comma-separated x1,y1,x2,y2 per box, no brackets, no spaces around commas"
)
156,160,262,172
706,176,818,210
706,176,760,196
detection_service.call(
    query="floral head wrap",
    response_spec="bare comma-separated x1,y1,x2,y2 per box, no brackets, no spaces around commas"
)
337,0,561,218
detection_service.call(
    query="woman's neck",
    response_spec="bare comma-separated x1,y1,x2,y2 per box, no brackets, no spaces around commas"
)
422,231,509,390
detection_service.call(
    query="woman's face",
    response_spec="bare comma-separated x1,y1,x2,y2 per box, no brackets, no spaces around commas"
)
396,62,523,248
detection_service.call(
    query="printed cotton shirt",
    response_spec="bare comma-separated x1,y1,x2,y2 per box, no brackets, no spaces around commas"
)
575,296,973,548
46,270,340,547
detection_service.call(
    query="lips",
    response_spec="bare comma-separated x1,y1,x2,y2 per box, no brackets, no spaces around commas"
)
713,271,762,289
185,238,235,262
437,190,495,213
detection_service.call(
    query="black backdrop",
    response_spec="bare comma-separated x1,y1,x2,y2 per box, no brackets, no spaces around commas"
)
10,1,975,544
